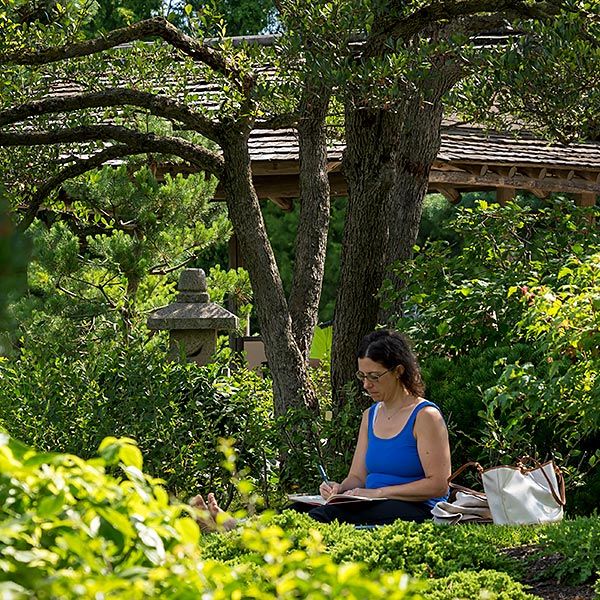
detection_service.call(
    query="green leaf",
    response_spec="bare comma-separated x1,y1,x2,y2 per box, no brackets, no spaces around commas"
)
37,491,65,518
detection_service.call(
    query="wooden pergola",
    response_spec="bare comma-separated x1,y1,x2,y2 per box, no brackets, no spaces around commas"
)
205,125,600,211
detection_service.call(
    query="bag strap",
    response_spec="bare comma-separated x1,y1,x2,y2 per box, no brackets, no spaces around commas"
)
517,456,567,507
447,461,486,498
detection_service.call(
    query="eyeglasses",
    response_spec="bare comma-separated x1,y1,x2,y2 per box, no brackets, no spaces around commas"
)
355,367,395,383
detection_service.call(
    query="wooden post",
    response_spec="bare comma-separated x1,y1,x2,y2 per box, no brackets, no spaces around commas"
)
576,192,597,225
496,187,515,206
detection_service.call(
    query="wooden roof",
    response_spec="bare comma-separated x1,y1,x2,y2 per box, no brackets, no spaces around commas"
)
31,37,600,208
202,124,600,208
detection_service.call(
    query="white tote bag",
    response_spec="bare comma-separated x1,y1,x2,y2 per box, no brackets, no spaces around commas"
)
481,457,566,525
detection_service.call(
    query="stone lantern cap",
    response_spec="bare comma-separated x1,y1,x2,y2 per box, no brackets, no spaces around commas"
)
147,268,239,331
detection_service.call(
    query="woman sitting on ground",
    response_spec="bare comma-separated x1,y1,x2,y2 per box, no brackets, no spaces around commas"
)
293,329,451,526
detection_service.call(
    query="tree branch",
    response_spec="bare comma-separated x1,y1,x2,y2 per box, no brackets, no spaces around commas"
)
6,126,224,232
0,125,224,176
0,88,222,140
364,0,563,56
17,143,131,232
0,16,256,92
255,112,300,129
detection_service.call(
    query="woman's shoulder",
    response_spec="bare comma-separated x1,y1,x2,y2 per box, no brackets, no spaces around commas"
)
362,403,378,418
414,400,445,421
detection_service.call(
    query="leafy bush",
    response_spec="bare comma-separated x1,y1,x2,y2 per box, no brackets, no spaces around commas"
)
425,570,538,600
482,250,600,479
2,431,598,599
537,517,600,585
384,199,600,509
0,431,495,600
0,339,277,504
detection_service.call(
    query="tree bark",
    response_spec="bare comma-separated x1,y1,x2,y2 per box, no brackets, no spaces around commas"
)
383,94,445,321
330,105,399,411
331,83,452,413
219,132,319,418
288,86,332,362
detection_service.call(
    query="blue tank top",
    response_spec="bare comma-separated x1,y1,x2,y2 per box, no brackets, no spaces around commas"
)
365,400,448,507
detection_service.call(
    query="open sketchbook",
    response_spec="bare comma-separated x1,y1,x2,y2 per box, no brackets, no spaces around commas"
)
288,493,388,506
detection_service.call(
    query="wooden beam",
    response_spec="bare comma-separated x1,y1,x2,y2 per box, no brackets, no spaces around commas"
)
214,172,349,200
212,165,600,202
268,197,295,211
530,188,550,200
495,166,518,178
433,185,462,205
580,171,600,183
522,167,547,180
428,170,600,194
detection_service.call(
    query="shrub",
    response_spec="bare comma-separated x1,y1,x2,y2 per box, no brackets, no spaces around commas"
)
0,432,437,599
3,431,597,600
425,570,538,600
0,339,277,504
384,199,600,510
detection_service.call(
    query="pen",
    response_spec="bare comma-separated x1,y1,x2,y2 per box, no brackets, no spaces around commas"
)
318,464,329,485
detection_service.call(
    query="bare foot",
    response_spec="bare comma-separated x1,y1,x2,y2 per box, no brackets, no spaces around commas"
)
190,494,216,533
190,493,237,533
207,493,237,532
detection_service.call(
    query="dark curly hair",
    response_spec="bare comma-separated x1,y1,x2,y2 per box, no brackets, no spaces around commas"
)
357,329,425,397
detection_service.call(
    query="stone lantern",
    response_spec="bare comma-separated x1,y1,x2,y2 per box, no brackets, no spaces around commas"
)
147,268,239,366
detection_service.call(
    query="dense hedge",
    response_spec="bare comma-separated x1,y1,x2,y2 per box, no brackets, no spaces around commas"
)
0,341,277,504
385,199,600,511
5,432,597,599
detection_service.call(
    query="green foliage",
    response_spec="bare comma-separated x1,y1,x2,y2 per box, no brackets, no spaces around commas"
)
448,3,600,142
482,247,600,487
0,432,434,599
0,432,207,598
0,185,28,350
383,199,600,502
206,264,253,335
82,0,161,35
204,508,600,594
425,570,537,600
539,517,600,585
5,165,241,354
420,344,536,468
417,193,462,249
184,0,278,36
262,195,345,324
1,431,599,598
0,339,276,502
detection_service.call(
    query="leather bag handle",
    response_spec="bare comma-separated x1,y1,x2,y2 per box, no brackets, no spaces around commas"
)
447,461,486,499
517,456,567,506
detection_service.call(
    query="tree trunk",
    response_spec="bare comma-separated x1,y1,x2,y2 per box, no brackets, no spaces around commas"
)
220,133,319,418
288,86,331,362
382,95,445,322
330,106,399,412
331,89,448,413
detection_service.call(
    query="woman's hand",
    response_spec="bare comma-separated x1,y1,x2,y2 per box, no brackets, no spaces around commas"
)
319,481,343,499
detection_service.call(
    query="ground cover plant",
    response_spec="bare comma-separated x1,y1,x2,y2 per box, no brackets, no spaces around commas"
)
2,431,598,600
